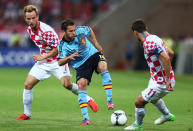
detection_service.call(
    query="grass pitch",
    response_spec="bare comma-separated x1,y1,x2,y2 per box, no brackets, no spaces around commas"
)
0,68,192,131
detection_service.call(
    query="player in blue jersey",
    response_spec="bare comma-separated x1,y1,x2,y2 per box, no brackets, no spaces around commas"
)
57,19,115,125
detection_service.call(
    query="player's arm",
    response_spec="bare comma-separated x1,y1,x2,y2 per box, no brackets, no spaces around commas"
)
32,47,58,62
58,52,79,66
159,52,173,91
166,47,174,62
89,27,103,52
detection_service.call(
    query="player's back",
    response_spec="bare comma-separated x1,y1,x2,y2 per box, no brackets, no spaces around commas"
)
143,34,175,85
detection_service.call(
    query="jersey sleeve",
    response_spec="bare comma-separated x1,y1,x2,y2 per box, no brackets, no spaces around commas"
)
153,44,164,56
57,40,66,59
42,31,59,48
144,41,164,56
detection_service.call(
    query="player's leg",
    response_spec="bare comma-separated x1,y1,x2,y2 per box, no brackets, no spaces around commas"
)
124,95,147,130
97,60,114,110
76,60,99,125
152,80,176,125
60,75,78,94
125,79,156,130
134,96,147,128
54,64,98,112
77,78,90,125
152,99,175,125
54,63,79,95
15,63,50,120
15,75,39,120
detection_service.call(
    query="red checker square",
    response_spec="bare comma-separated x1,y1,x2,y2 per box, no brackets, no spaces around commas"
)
157,71,163,76
153,60,160,67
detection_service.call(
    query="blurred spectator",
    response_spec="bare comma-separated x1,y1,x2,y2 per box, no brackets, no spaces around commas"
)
3,0,19,25
125,34,135,69
0,0,121,48
10,30,22,47
61,0,73,19
28,0,43,13
161,33,175,50
161,33,177,69
99,0,109,13
133,41,148,70
182,34,193,45
0,0,120,28
176,34,193,74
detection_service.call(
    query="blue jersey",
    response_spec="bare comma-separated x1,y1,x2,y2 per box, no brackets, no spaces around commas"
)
58,26,99,69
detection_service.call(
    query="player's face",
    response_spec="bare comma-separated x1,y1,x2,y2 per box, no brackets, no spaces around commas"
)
24,11,39,30
65,25,76,41
133,31,141,42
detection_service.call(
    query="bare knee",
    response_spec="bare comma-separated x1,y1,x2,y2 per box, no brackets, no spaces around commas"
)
135,96,147,108
98,61,108,73
77,78,87,90
61,77,72,90
24,82,34,90
24,75,39,90
62,81,72,90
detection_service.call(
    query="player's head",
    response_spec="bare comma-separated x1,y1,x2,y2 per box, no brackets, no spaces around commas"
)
24,5,39,29
61,19,76,41
131,19,147,41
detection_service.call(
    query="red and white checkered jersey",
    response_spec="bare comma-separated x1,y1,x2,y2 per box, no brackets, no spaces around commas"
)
143,34,175,85
27,21,59,63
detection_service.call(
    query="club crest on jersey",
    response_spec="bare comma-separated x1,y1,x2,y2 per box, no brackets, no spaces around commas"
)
77,33,86,45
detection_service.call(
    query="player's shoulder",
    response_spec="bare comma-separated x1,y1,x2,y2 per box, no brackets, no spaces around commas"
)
76,26,90,35
146,34,161,41
76,25,90,30
145,34,162,45
39,21,55,32
58,39,64,46
58,39,63,48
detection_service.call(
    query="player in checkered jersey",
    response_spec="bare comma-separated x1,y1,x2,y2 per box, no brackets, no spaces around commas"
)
15,5,98,120
124,19,175,130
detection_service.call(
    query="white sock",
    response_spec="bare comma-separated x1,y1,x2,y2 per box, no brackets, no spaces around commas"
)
87,95,91,102
71,83,91,102
135,108,145,127
71,83,78,95
23,89,33,117
153,99,171,118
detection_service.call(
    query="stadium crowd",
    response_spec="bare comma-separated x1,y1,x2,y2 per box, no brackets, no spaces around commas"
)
0,0,120,48
0,0,192,72
0,0,120,30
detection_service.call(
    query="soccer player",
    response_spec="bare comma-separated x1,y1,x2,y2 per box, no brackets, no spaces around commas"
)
15,5,98,120
58,19,115,125
124,19,175,130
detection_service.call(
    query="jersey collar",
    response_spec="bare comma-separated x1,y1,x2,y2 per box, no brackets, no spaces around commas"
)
142,34,150,43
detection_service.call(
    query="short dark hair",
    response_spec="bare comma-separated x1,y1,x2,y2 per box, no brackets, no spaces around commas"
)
131,19,147,33
61,19,75,31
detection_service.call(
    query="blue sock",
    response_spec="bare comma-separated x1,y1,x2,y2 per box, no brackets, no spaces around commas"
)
101,71,113,103
78,90,89,120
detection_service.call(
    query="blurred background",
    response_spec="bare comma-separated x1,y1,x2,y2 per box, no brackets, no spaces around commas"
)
0,0,193,75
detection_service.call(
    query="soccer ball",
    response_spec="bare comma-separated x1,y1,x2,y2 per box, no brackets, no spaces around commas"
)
111,110,127,126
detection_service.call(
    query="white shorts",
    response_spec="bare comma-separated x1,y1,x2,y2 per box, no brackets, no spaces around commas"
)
141,78,175,103
29,62,71,81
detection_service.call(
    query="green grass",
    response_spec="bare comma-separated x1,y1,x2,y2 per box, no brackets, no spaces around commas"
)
0,68,193,131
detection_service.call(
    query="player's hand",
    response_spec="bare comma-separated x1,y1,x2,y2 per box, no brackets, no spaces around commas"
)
70,51,78,60
166,78,173,91
32,55,45,62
